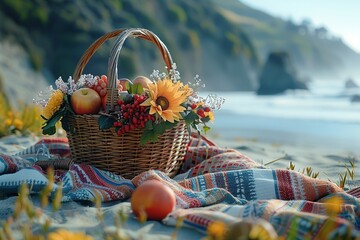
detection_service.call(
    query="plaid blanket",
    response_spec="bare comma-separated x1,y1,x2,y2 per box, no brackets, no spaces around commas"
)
0,135,359,239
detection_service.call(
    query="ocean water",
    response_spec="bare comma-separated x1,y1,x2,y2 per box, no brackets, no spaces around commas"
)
209,80,360,153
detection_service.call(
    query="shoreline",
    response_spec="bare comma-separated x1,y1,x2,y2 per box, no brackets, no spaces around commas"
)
211,112,360,155
206,131,359,183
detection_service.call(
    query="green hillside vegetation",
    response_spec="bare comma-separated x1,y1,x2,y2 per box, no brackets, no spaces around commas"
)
0,0,259,91
213,0,360,79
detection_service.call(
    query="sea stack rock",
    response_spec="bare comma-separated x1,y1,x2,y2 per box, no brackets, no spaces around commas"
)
351,94,360,102
345,78,358,88
256,52,308,95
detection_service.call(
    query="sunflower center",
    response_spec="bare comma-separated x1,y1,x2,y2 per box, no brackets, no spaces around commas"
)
156,96,169,110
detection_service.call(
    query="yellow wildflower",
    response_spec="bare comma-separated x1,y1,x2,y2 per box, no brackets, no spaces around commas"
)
5,118,12,126
249,223,277,240
205,111,215,122
322,195,344,216
47,229,93,240
141,78,187,123
207,221,226,240
43,90,64,119
13,119,24,130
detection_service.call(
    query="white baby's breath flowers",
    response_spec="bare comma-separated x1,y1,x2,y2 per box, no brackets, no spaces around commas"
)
77,74,96,88
67,77,77,95
55,77,68,93
186,75,225,110
151,63,181,82
168,63,181,82
150,69,166,81
188,75,205,89
204,93,225,110
55,74,98,95
35,74,100,107
33,86,55,107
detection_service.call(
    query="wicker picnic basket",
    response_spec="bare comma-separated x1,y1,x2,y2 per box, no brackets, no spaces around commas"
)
65,28,190,179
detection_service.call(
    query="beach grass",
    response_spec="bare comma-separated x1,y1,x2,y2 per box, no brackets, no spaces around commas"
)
0,93,43,137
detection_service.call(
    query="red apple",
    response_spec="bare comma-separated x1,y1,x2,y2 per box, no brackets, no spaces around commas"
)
133,76,152,88
118,78,133,91
131,180,176,221
71,88,102,114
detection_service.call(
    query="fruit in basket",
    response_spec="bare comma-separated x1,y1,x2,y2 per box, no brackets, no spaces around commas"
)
91,75,108,97
118,78,132,91
131,180,176,221
133,76,152,88
91,75,108,109
71,88,102,114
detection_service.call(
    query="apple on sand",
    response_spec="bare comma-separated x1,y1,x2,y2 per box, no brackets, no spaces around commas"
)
71,88,102,114
131,180,176,221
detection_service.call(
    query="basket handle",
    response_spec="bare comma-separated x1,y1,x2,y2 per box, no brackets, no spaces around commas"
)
72,28,174,112
73,29,125,81
107,28,173,111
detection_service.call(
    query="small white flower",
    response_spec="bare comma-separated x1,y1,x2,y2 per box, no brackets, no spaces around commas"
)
150,69,160,81
204,93,225,110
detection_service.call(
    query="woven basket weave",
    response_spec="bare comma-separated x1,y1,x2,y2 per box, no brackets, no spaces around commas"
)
65,28,190,179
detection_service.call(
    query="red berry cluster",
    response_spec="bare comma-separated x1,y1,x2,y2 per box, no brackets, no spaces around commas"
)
190,103,211,118
113,94,155,135
91,75,108,97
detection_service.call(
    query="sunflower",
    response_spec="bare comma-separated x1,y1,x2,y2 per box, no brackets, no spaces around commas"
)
43,90,64,119
179,83,193,98
141,78,188,123
48,229,93,240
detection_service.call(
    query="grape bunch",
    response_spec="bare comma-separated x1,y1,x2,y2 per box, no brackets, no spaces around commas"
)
113,94,155,135
91,75,108,98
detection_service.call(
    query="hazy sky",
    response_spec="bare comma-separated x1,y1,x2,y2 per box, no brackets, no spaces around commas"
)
241,0,360,53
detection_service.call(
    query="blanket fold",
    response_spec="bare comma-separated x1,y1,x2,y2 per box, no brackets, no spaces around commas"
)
0,135,359,239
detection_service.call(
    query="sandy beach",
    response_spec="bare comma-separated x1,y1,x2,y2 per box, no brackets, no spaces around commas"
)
207,131,359,186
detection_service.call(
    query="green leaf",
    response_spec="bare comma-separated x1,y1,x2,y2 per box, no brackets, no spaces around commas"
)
41,111,63,135
125,81,132,92
164,121,178,129
184,111,197,125
154,121,177,135
98,115,116,130
203,125,211,134
191,122,200,135
64,94,75,114
127,83,144,95
61,115,70,132
42,125,56,135
201,116,211,123
140,129,158,145
61,114,75,133
145,120,154,130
